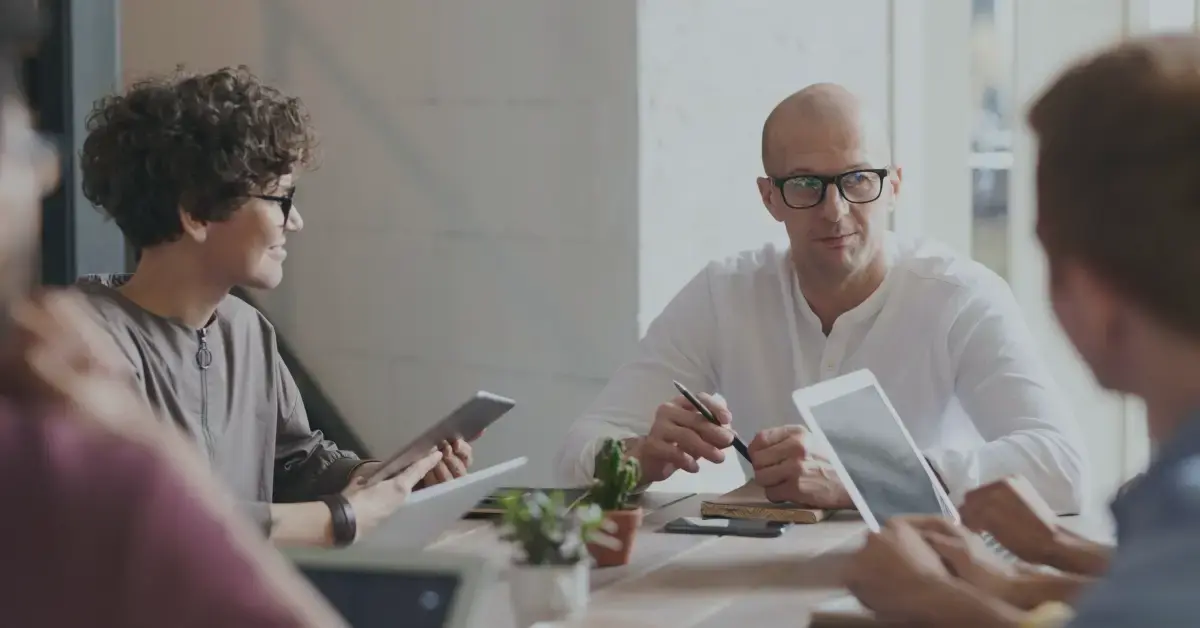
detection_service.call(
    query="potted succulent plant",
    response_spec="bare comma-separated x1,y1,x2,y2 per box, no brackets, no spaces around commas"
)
498,489,613,627
584,438,644,567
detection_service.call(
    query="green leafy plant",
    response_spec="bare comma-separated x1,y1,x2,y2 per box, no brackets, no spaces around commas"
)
498,489,606,565
586,438,642,511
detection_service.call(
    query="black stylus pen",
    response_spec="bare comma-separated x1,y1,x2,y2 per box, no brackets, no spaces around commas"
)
672,380,752,463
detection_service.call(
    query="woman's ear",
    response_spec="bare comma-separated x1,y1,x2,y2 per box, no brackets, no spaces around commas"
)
178,205,208,243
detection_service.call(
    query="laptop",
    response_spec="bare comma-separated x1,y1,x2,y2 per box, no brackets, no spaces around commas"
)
356,456,527,551
287,546,494,628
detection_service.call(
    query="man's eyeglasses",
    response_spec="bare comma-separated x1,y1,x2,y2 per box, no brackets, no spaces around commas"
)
771,168,889,210
252,188,295,223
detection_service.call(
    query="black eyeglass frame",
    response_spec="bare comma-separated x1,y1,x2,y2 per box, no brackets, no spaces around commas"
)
771,168,890,210
252,188,295,222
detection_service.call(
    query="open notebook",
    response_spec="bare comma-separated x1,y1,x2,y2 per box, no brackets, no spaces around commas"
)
700,481,832,524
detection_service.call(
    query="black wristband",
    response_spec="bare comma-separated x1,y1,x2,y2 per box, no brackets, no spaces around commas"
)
321,494,357,547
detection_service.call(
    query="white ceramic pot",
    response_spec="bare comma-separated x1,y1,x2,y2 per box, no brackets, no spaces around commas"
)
508,561,590,627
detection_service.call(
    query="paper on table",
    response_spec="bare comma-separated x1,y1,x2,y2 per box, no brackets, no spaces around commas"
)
699,481,831,524
808,594,881,627
814,594,866,613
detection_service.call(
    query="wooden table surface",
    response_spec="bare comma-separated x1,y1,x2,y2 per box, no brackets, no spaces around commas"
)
428,492,875,627
428,492,1113,627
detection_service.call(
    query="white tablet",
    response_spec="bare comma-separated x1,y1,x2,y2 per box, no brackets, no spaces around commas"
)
362,391,516,487
791,369,958,531
287,546,495,628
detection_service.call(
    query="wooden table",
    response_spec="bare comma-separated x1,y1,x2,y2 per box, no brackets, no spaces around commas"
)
429,492,873,627
430,492,1114,627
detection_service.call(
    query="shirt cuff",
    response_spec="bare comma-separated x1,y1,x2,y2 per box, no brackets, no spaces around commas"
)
321,457,369,494
923,447,979,506
240,501,274,537
575,437,605,484
348,459,381,480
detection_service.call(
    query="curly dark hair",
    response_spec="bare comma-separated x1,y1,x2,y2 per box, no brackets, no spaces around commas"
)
80,65,317,249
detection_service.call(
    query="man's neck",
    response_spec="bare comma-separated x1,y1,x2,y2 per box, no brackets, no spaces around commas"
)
1133,331,1200,446
794,254,888,334
119,247,230,329
1143,380,1200,447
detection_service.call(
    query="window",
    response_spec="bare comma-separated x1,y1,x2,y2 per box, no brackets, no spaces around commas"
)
969,0,1015,280
1147,0,1196,30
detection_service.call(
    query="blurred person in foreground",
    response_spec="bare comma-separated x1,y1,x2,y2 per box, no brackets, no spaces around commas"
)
0,2,347,626
844,33,1200,627
73,65,464,547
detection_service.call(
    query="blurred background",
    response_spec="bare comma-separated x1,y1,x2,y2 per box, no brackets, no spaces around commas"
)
32,0,1200,506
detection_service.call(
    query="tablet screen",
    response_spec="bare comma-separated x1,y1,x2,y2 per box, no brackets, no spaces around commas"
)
365,392,515,486
808,386,951,523
302,568,460,628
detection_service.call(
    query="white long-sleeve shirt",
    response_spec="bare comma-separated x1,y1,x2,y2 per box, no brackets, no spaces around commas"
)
555,235,1089,513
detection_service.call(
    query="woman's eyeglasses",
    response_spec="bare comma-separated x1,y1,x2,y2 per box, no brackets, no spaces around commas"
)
252,188,295,223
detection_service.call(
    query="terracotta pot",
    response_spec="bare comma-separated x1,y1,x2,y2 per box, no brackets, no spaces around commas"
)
587,507,644,567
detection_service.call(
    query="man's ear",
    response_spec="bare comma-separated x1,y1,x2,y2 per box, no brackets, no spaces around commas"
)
757,177,785,223
889,165,903,198
178,206,208,243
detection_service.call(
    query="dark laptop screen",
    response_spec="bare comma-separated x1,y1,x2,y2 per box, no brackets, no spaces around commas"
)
301,568,461,628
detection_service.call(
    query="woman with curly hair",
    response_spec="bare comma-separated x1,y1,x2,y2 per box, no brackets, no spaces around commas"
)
75,66,469,548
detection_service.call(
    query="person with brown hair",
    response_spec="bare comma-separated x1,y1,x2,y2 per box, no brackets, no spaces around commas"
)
74,66,468,547
842,32,1200,627
0,1,344,625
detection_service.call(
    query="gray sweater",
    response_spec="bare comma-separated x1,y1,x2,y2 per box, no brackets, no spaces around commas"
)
76,275,366,534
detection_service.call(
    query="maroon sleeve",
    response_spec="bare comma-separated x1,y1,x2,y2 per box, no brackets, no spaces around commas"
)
115,443,315,628
0,407,321,628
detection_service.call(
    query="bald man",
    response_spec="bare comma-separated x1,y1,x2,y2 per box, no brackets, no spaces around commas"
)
555,83,1088,514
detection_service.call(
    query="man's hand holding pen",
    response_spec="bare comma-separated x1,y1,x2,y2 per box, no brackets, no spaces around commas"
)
627,389,737,484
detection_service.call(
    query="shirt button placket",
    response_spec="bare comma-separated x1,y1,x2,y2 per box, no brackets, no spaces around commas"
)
821,330,844,380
